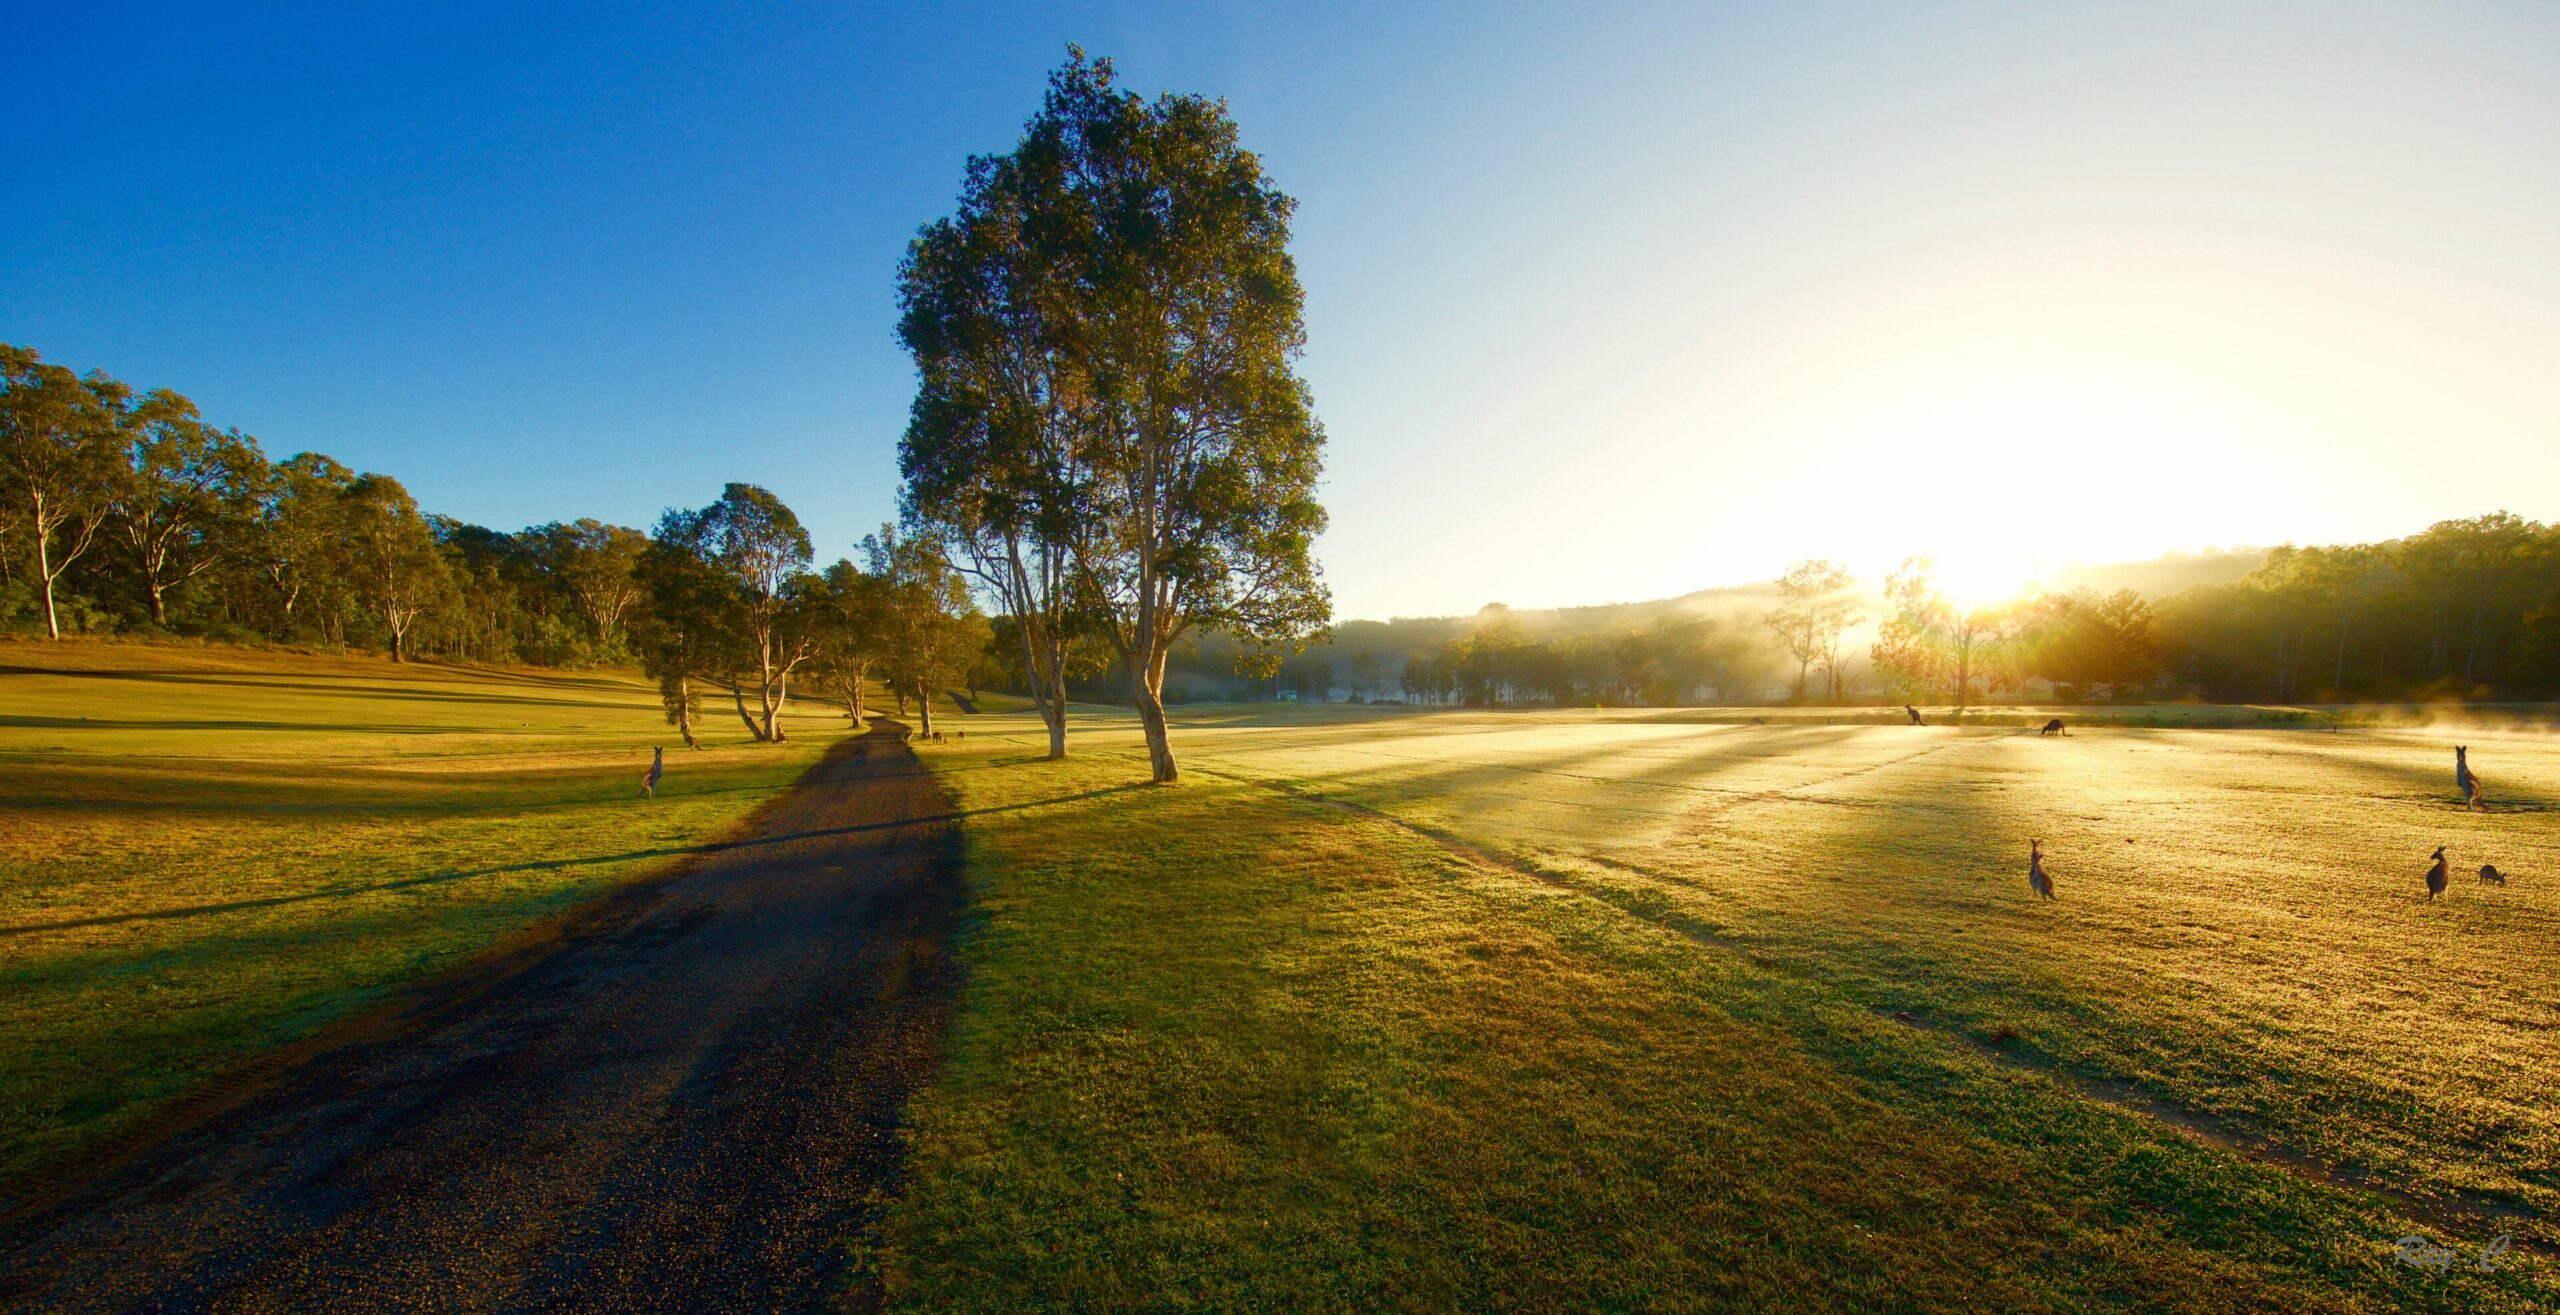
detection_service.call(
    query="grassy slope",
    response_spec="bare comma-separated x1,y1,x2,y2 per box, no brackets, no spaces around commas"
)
0,638,850,1192
879,701,2553,1311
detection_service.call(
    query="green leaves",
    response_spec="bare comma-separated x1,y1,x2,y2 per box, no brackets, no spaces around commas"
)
897,51,1331,776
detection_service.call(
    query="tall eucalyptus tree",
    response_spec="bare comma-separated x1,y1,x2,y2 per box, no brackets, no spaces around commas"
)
899,52,1330,783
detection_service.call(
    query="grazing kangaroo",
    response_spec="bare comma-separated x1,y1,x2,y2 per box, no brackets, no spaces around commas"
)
639,746,663,800
2028,839,2055,900
1905,705,1924,726
2478,863,2507,886
2456,746,2482,810
2425,846,2449,900
2039,718,2066,736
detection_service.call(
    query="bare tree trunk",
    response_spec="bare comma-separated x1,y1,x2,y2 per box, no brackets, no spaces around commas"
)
771,667,789,743
1133,646,1177,784
1014,596,1071,761
732,682,763,738
915,685,935,739
36,516,59,640
676,675,701,749
756,632,781,741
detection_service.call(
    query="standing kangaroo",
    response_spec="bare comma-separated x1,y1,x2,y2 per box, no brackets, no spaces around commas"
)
2424,846,2449,900
639,746,664,800
2456,746,2482,810
1905,705,1925,726
2028,840,2055,900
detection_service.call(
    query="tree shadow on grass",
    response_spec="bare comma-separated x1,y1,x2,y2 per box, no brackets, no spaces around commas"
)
0,716,464,735
0,782,1148,939
0,668,639,714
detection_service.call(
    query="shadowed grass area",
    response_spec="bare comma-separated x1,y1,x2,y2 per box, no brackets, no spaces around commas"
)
875,700,2555,1310
0,638,866,1193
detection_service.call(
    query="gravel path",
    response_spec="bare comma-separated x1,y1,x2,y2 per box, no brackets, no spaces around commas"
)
0,724,961,1313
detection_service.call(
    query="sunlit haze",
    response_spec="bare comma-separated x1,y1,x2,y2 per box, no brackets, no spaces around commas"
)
8,3,2556,620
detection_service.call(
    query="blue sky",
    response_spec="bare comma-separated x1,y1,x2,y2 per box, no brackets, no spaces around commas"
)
8,3,2557,620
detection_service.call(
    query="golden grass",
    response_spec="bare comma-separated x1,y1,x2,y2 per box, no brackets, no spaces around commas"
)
877,699,2556,1310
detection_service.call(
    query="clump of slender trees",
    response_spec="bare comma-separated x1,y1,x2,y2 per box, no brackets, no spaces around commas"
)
630,486,986,748
896,50,1330,782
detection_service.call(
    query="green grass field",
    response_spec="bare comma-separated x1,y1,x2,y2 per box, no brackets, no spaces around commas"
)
0,639,853,1192
878,699,2558,1311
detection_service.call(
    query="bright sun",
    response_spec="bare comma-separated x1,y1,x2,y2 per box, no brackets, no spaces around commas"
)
1930,551,2040,612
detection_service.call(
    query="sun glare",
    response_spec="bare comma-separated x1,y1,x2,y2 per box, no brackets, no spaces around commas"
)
1930,552,2039,613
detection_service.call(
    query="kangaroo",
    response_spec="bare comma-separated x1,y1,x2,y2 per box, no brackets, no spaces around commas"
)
2039,718,2066,737
639,746,663,800
2028,839,2055,900
2478,863,2507,886
2425,846,2449,900
1905,705,1925,726
2456,746,2482,810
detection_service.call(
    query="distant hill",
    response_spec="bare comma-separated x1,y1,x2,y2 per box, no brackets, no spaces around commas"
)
1344,547,2268,638
2041,548,2267,599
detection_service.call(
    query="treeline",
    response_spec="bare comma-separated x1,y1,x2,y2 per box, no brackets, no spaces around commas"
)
0,344,991,747
1225,515,2556,710
2158,514,2560,701
1247,607,1782,707
1862,513,2560,706
0,342,643,663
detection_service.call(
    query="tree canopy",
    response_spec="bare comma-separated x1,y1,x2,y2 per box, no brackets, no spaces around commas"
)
897,49,1330,782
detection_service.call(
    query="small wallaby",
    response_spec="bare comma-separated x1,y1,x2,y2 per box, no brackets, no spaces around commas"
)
2456,746,2482,810
1905,705,1925,726
2478,863,2507,886
2028,839,2055,900
639,746,664,800
2425,846,2450,900
2039,718,2066,737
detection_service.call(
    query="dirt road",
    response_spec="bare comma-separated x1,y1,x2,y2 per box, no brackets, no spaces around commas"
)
0,725,960,1313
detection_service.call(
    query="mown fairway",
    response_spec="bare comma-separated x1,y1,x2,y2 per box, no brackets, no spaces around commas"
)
0,640,848,1193
880,700,2557,1310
